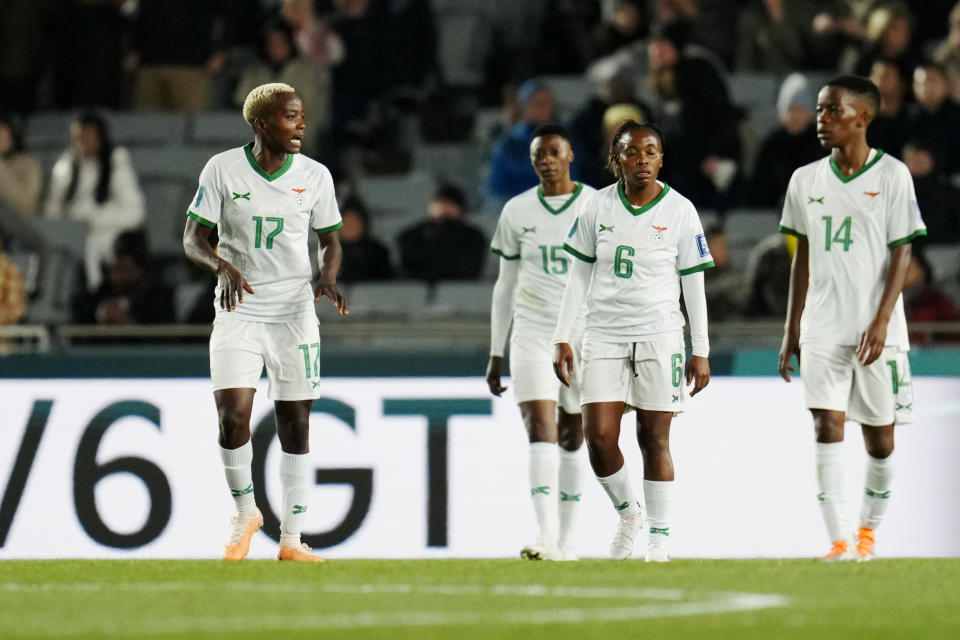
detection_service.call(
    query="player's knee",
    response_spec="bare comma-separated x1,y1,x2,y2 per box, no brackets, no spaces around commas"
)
277,419,310,453
865,440,894,459
218,411,250,443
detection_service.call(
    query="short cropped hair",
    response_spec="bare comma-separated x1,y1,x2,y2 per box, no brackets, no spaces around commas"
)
530,123,571,144
242,82,297,126
825,75,881,117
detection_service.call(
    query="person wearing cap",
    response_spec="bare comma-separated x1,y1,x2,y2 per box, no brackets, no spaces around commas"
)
748,72,825,208
483,79,576,212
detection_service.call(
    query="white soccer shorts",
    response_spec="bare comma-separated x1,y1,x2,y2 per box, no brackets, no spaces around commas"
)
510,330,582,414
210,313,323,401
800,343,912,425
580,338,686,413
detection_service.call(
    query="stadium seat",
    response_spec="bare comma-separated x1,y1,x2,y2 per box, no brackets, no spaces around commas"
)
414,143,484,189
541,74,596,119
141,176,194,258
173,281,210,323
23,218,86,324
423,281,494,318
356,170,435,217
925,245,960,283
132,146,223,182
729,72,778,112
108,112,189,147
345,281,431,319
435,12,490,87
188,111,252,147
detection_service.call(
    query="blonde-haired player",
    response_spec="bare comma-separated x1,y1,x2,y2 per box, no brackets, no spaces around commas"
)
184,82,348,562
487,124,595,561
779,75,926,561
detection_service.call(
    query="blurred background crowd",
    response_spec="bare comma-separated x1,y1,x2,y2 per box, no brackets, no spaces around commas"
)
0,0,958,345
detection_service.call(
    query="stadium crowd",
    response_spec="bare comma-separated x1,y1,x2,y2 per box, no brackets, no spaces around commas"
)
0,0,958,338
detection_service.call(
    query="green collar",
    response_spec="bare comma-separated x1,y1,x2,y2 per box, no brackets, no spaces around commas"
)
244,142,293,182
618,181,670,216
537,182,584,215
829,149,884,183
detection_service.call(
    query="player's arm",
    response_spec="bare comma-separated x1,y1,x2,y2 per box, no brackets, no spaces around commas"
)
183,217,253,311
681,271,710,396
778,236,808,381
487,257,520,396
858,242,911,365
552,255,591,387
314,229,348,315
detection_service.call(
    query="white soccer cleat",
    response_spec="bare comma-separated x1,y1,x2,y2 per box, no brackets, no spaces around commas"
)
520,542,561,561
558,544,579,561
645,537,670,563
609,511,644,560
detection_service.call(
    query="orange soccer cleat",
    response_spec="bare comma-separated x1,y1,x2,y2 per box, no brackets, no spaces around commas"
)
222,508,263,561
277,542,325,562
856,527,876,561
821,539,857,562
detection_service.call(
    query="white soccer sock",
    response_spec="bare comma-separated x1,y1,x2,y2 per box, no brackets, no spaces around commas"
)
860,453,894,530
219,441,256,514
279,451,312,547
528,441,560,546
557,446,585,548
596,464,641,518
644,479,672,543
816,441,847,543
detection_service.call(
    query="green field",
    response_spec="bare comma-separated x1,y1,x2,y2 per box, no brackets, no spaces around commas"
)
1,559,958,639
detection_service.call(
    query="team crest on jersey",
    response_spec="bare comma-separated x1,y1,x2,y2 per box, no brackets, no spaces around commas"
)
193,186,205,208
651,224,667,241
599,224,614,233
232,191,251,201
696,233,710,258
522,226,536,234
808,196,825,205
292,187,307,206
863,189,881,212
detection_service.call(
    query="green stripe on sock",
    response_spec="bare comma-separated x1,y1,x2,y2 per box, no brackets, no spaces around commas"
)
231,484,253,497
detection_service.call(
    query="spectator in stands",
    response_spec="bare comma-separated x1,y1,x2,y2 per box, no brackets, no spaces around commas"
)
742,233,795,318
905,62,960,176
0,112,42,218
647,19,742,213
570,72,650,189
43,111,145,292
845,2,921,80
748,73,824,208
934,2,960,102
867,60,910,159
701,223,744,322
903,137,960,245
483,79,562,212
903,246,960,344
397,184,486,283
0,227,27,328
127,0,227,112
73,229,173,325
338,196,393,282
234,18,327,158
651,0,741,69
588,0,649,60
282,0,345,70
735,0,824,73
0,0,55,115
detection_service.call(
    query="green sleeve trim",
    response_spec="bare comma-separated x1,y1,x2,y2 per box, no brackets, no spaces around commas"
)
314,221,344,234
888,228,927,248
679,260,715,276
778,224,807,239
187,211,216,228
562,243,596,263
491,247,520,260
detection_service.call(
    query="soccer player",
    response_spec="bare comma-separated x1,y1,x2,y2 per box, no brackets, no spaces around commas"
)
183,82,348,562
778,75,926,561
486,124,596,561
553,120,713,562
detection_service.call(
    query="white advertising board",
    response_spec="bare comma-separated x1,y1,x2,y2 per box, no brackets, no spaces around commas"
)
0,377,957,559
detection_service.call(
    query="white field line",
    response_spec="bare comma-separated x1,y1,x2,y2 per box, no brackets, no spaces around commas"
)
0,581,789,636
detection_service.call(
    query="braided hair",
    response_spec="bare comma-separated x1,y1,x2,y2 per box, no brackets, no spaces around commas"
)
606,120,665,182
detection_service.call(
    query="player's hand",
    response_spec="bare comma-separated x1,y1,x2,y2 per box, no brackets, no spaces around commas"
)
778,332,800,381
858,317,887,366
553,342,574,387
217,259,254,311
485,356,507,396
315,280,349,315
686,355,710,397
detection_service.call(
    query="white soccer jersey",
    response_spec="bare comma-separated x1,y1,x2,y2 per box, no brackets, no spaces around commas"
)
490,182,595,331
187,143,342,322
779,150,927,348
563,181,714,343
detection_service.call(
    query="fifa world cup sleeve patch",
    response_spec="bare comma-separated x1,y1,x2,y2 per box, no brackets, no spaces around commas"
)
696,233,710,258
193,186,205,208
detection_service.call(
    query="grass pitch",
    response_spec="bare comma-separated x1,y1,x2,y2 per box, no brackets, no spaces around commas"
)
1,559,957,639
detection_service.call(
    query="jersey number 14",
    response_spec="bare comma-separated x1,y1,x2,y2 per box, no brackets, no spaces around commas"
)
821,215,853,252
